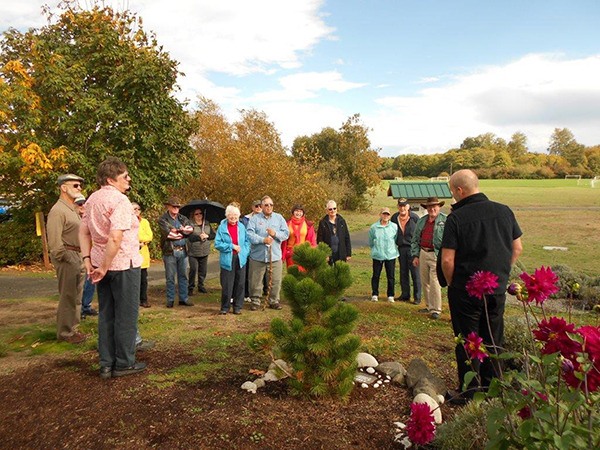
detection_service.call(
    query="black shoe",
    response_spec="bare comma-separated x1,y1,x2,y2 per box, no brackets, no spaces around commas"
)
179,301,193,307
398,297,410,302
199,286,208,293
140,302,151,308
250,304,259,311
219,311,227,315
268,303,282,310
112,362,147,377
233,310,242,315
166,302,174,308
99,366,112,379
82,308,98,317
445,389,469,405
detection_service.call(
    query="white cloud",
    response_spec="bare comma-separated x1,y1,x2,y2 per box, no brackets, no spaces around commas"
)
369,54,600,155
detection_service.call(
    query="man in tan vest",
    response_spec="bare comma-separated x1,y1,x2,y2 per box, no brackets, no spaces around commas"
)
47,173,87,344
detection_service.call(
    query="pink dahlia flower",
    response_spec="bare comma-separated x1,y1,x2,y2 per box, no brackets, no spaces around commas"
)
466,271,499,300
519,266,559,305
465,331,488,362
405,402,436,445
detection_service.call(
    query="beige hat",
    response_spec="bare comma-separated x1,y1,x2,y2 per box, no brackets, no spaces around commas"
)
57,174,84,185
380,207,391,215
420,197,445,208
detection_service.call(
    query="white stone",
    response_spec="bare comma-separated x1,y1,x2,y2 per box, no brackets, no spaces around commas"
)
386,375,391,380
361,383,369,388
356,352,379,368
436,394,445,405
366,367,375,374
241,381,257,394
263,370,279,382
384,379,390,383
413,393,442,424
393,421,406,429
254,378,266,388
373,383,380,388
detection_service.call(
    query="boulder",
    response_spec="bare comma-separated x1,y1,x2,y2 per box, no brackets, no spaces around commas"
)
412,378,439,399
356,352,379,368
268,359,292,377
405,359,446,395
376,361,405,379
413,393,442,424
254,378,266,388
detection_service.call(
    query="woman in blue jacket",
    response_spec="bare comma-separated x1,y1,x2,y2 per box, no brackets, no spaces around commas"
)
214,204,250,315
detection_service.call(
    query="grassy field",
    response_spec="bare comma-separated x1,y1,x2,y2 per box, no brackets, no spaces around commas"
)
343,179,600,275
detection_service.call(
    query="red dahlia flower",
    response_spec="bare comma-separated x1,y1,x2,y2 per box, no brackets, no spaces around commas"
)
466,271,499,300
465,331,488,362
519,266,559,305
405,402,436,445
533,317,578,357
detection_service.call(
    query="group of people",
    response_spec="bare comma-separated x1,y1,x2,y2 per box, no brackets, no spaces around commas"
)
48,159,522,401
368,196,447,320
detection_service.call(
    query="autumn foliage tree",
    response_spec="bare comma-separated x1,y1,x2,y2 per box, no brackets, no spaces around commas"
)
0,3,195,216
182,98,334,220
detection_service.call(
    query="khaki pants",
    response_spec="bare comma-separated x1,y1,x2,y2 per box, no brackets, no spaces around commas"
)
248,258,283,306
52,252,84,339
419,249,442,314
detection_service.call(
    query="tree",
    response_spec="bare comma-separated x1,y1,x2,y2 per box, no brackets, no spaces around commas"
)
292,114,379,210
548,128,586,168
507,131,528,159
0,4,195,215
184,99,332,220
251,243,360,400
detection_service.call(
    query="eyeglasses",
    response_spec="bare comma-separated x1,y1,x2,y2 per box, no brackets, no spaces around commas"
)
254,205,262,208
194,213,203,216
263,203,273,207
70,183,82,189
328,207,337,211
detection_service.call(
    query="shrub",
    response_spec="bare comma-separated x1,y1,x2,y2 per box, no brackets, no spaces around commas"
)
250,243,361,400
434,399,498,450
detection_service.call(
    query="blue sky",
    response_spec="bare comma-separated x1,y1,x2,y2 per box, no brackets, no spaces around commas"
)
1,1,599,156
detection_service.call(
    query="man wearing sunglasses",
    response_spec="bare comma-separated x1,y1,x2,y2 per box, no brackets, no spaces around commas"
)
47,173,88,344
317,200,352,265
246,196,289,311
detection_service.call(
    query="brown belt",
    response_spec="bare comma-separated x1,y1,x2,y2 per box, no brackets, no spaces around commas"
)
420,247,434,253
64,244,81,252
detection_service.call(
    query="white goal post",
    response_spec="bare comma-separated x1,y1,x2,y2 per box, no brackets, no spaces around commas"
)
430,176,449,182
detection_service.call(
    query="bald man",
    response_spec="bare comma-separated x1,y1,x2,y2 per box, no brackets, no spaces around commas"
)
440,169,523,402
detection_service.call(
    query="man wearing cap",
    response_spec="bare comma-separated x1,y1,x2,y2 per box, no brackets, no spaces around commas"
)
158,197,194,307
79,157,146,378
74,194,98,319
391,198,421,304
47,173,87,344
368,207,399,302
441,169,522,401
246,195,289,311
410,197,447,319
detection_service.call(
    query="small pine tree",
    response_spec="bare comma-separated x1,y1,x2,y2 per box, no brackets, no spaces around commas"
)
253,242,360,400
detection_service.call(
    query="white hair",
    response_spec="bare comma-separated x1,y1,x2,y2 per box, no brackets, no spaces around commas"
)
225,204,240,218
326,199,337,209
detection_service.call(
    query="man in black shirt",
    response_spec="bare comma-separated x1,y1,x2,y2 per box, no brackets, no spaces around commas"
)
441,169,523,400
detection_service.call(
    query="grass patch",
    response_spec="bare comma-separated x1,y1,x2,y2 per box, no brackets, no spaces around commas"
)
148,360,224,388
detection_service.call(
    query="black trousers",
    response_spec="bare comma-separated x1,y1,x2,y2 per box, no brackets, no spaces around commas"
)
188,255,208,292
220,253,246,313
140,268,148,304
371,259,396,297
448,286,505,395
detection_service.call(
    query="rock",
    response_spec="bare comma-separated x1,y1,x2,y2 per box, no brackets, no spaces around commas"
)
405,359,446,395
268,359,292,378
377,361,406,379
413,393,442,424
356,352,379,368
393,421,406,429
361,383,369,388
241,381,257,394
366,367,375,374
263,370,279,382
436,394,445,405
254,378,266,388
412,378,439,399
354,372,378,384
392,372,406,386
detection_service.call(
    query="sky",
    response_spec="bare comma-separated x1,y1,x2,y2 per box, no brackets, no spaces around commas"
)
1,1,600,156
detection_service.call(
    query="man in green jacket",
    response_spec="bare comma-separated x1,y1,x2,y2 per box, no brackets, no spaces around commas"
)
410,197,447,319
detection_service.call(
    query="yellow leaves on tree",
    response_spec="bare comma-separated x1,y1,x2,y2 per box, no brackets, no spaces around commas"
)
17,143,68,177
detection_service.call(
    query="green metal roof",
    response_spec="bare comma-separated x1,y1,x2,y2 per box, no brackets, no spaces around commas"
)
387,182,452,200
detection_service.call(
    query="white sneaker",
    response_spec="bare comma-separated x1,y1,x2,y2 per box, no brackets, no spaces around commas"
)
371,295,378,302
387,296,395,303
244,297,251,303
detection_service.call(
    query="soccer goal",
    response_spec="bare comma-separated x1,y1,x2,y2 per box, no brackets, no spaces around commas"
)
430,176,449,182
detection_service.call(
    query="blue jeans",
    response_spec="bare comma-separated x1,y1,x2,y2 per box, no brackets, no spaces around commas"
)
97,267,140,369
81,276,96,312
398,246,421,301
163,249,189,304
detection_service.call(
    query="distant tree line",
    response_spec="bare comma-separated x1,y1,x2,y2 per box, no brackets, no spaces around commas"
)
378,130,600,180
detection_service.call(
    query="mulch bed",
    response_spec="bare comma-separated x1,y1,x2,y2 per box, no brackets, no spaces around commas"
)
0,345,461,449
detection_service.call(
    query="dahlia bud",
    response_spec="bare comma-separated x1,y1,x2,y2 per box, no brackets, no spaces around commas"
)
507,283,522,296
